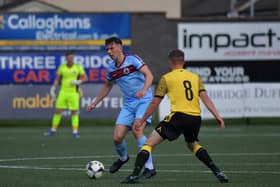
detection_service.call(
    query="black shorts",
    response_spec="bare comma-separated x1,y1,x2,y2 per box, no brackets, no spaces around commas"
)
155,112,201,143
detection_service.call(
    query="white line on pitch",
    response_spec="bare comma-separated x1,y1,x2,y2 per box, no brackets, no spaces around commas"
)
57,162,280,167
0,165,84,171
200,134,280,137
1,152,280,162
0,165,280,175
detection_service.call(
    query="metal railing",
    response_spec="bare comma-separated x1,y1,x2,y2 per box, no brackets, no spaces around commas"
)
230,0,259,17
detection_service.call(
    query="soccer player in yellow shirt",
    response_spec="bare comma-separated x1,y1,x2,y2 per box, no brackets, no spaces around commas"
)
46,51,87,138
122,49,229,183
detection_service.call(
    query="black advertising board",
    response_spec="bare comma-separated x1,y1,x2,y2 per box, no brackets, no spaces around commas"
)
185,61,280,83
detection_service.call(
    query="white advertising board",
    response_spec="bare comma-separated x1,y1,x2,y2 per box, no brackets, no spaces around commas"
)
178,22,280,61
159,83,280,121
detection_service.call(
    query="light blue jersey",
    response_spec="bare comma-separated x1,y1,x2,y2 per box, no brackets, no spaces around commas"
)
106,54,153,126
106,54,153,102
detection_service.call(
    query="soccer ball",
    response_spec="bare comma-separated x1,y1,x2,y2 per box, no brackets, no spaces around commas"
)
86,160,105,179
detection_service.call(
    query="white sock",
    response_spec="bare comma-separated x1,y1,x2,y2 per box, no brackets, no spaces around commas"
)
145,161,154,170
72,129,78,134
120,155,128,161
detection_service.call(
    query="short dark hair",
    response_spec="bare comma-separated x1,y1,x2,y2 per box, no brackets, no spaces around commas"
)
168,49,184,60
105,36,123,46
65,51,74,56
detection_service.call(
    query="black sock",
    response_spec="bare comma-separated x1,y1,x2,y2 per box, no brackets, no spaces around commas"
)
196,148,220,174
132,150,150,176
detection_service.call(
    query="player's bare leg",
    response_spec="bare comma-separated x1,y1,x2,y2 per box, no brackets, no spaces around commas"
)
109,125,130,173
45,109,63,136
132,120,156,179
121,130,163,183
187,141,229,183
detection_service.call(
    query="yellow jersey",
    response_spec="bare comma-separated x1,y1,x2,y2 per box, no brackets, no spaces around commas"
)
155,68,206,116
57,63,85,93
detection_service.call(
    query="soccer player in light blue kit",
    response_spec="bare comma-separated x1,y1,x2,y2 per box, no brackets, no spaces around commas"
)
86,37,156,178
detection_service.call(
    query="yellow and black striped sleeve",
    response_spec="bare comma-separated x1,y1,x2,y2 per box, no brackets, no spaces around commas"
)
199,77,206,93
154,76,167,98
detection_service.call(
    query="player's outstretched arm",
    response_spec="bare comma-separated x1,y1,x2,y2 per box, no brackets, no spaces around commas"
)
200,91,225,128
86,81,114,112
135,65,154,98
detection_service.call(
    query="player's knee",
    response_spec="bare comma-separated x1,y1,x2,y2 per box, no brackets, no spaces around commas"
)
71,111,78,115
132,128,143,138
113,135,123,144
55,110,62,114
187,142,196,151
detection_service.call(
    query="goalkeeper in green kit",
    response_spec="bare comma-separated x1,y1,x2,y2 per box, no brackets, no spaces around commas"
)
45,51,87,138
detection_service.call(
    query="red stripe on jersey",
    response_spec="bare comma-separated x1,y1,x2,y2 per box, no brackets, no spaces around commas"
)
109,65,137,80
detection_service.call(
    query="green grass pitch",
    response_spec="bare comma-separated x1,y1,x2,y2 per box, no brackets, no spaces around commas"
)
0,124,280,187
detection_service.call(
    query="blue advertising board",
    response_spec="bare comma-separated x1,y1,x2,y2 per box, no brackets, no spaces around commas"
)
0,13,131,50
0,52,112,84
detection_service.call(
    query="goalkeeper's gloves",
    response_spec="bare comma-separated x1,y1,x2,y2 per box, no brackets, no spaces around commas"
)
50,86,56,99
70,80,82,86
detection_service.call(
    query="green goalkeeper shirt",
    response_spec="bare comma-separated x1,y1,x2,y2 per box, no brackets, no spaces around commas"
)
57,63,85,93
